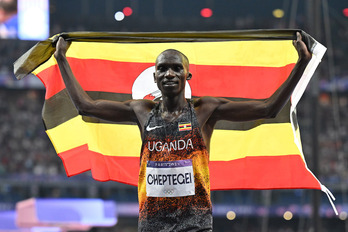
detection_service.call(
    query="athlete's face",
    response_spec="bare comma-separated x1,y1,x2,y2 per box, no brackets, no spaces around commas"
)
154,51,192,96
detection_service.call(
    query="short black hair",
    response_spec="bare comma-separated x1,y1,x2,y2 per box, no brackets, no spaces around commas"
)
157,49,189,66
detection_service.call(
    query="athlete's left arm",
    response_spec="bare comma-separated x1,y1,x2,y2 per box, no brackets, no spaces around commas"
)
208,32,312,122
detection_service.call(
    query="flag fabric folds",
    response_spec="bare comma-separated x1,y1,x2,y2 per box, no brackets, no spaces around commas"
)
14,30,327,192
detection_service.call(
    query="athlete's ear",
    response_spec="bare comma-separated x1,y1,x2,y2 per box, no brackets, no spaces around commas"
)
186,72,192,80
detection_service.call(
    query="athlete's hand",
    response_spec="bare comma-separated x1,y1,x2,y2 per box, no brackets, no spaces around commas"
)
54,37,71,59
292,32,312,61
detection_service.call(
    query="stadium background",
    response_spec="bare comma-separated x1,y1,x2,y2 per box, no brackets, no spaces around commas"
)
0,0,347,231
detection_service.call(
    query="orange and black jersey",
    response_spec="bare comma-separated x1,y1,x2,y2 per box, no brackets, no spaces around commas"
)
138,100,212,232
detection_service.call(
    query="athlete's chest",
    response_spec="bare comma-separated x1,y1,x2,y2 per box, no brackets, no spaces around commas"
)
146,107,194,137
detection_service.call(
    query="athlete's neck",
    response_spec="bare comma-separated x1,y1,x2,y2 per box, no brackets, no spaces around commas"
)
159,94,187,123
161,94,187,114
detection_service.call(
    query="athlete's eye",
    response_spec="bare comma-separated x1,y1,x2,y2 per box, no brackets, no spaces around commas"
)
174,65,183,72
157,66,165,72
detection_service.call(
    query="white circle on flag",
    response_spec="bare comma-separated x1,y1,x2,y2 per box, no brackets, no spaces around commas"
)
132,66,192,100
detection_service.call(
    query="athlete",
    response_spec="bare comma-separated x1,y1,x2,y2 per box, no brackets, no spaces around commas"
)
54,32,311,231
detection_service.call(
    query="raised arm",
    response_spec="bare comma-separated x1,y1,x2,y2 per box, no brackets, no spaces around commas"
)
201,32,312,123
53,37,152,124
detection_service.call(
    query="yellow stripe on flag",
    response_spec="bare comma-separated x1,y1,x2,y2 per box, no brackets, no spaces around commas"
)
46,116,142,157
34,40,297,74
47,116,301,161
210,123,302,161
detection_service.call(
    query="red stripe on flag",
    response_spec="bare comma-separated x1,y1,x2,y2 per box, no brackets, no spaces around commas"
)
37,58,295,99
37,59,152,100
58,145,139,186
58,144,92,176
58,146,319,190
192,63,295,98
209,155,321,190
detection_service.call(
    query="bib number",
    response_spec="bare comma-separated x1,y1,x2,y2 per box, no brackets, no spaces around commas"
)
146,160,195,197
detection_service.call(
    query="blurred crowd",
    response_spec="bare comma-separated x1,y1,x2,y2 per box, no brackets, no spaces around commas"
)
297,89,348,185
0,89,63,177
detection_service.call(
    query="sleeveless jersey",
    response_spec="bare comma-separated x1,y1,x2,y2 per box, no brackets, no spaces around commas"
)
138,100,212,232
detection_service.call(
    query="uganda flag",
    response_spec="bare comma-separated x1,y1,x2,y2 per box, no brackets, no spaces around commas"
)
14,30,329,193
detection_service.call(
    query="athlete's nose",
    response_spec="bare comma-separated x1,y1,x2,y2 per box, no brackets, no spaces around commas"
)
165,68,175,78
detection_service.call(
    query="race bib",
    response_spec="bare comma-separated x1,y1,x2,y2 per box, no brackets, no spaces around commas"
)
146,160,195,197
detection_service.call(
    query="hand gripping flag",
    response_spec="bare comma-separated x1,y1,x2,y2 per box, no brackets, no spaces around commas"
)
13,30,336,213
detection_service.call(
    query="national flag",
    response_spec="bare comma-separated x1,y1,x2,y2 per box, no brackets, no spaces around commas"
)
13,30,330,196
178,123,192,132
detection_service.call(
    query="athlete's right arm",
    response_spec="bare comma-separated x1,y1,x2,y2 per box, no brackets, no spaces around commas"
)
53,37,150,123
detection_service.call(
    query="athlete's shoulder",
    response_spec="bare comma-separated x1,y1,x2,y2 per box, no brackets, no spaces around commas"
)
192,96,220,108
129,99,157,126
130,99,156,110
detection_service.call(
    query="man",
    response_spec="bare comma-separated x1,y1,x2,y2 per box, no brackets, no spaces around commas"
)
54,32,311,231
0,0,17,38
